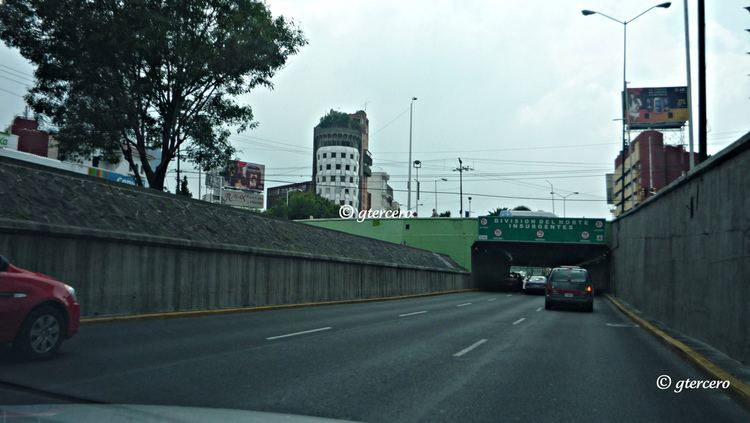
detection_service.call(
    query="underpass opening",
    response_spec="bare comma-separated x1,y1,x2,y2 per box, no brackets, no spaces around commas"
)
473,215,611,292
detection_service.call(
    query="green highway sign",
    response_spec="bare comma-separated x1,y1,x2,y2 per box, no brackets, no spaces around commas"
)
477,216,607,244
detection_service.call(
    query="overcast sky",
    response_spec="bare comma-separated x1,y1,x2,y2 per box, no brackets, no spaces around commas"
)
1,0,747,218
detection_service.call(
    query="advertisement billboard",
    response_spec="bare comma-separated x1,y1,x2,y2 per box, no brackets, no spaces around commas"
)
477,216,608,244
223,161,264,191
222,189,264,209
625,86,688,129
87,167,138,186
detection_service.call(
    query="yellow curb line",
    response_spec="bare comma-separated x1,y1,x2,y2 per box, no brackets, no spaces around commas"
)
606,294,750,408
81,288,479,325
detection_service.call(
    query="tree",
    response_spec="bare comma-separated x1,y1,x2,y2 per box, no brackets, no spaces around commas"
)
438,210,451,217
487,207,509,216
266,191,340,220
317,110,362,130
513,205,531,211
0,0,307,190
177,176,192,198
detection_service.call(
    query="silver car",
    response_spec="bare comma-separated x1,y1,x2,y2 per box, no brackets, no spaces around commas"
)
523,275,547,294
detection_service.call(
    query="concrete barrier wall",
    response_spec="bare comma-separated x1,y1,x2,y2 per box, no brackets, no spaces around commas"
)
0,220,471,317
609,133,750,363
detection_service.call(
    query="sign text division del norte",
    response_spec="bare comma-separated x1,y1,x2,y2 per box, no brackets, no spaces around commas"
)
477,216,607,244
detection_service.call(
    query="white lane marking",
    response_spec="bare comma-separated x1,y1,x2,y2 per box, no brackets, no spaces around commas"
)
266,327,332,340
399,310,428,317
457,302,472,307
606,322,639,328
487,298,497,302
506,294,513,297
512,318,526,325
453,339,488,357
536,307,542,312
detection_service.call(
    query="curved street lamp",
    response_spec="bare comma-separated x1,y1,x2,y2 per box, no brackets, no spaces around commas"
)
581,2,671,216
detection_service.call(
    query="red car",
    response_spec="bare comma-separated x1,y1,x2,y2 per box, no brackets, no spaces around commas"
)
0,255,80,359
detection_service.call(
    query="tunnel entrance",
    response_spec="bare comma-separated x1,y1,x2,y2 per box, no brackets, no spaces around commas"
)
473,215,611,292
471,241,610,292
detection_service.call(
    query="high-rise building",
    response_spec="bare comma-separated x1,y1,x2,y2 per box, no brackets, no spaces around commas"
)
609,130,695,216
312,110,372,209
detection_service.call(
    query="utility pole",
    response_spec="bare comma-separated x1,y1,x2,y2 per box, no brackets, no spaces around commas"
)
697,0,707,162
407,97,417,211
453,158,473,217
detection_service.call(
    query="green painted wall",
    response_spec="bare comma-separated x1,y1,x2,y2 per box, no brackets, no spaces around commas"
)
300,218,477,271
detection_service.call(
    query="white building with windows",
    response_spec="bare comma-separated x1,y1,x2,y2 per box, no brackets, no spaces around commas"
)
315,145,360,208
368,171,396,211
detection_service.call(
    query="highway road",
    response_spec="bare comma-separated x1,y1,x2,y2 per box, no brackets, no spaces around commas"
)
1,292,748,422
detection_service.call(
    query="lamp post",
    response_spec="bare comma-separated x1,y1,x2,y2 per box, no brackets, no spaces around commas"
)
407,97,417,211
286,188,304,207
434,177,447,212
468,196,472,217
582,2,671,216
546,179,555,214
556,192,580,218
413,160,422,216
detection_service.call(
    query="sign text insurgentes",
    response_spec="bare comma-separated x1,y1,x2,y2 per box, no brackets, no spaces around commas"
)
477,216,607,244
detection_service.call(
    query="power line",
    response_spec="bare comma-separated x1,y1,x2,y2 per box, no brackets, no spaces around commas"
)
0,87,24,98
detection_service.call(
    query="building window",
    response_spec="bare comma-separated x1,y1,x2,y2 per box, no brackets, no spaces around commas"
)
345,188,349,194
349,201,353,206
349,177,354,183
336,164,341,170
340,176,345,182
321,176,326,182
326,164,331,170
323,153,327,158
345,165,350,171
319,165,322,171
350,154,354,159
340,200,345,205
331,152,336,158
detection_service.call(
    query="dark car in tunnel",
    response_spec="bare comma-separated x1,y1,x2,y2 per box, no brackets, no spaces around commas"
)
544,267,594,312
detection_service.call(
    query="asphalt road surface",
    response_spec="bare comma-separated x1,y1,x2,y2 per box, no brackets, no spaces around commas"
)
1,292,748,422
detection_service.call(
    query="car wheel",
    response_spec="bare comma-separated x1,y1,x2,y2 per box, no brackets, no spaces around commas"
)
14,305,66,360
544,300,551,310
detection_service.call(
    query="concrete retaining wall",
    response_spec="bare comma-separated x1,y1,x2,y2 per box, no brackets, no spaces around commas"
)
0,156,471,317
609,132,750,363
0,219,471,317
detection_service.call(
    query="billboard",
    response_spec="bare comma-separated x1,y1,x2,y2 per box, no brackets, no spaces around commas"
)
222,189,263,209
87,167,138,186
625,86,688,129
224,161,264,191
477,216,607,244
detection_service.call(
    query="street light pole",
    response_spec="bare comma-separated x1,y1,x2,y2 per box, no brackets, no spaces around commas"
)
434,177,447,212
582,2,671,216
286,188,304,207
557,192,580,218
546,180,555,214
407,97,417,211
413,160,421,216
